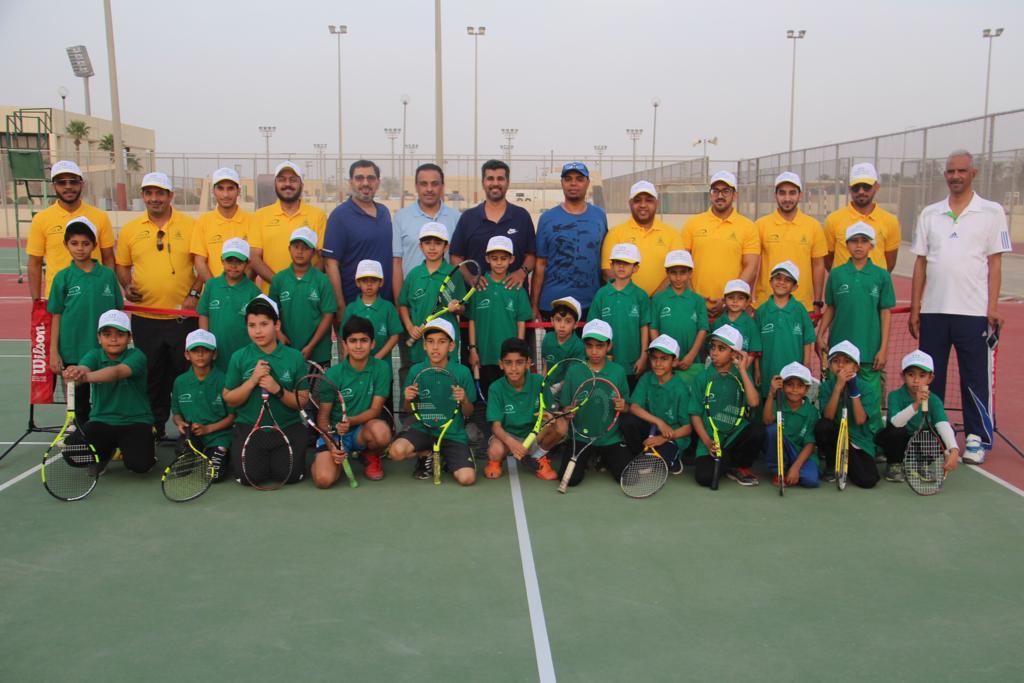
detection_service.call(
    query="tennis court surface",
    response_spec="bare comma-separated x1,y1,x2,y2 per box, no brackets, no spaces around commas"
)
1,262,1024,681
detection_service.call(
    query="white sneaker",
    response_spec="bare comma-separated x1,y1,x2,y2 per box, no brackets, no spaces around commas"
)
962,434,986,465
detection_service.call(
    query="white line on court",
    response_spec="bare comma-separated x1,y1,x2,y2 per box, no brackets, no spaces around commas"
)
0,354,29,358
0,441,50,445
967,463,1024,497
0,463,42,493
507,459,557,682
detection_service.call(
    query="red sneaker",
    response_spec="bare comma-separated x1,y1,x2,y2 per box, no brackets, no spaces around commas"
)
364,453,384,480
534,456,558,481
484,460,503,479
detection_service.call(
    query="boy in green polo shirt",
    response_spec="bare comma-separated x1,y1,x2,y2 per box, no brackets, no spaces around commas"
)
223,295,309,485
754,261,814,397
650,250,708,387
709,279,760,355
312,316,394,487
198,238,262,372
875,350,960,483
269,227,338,367
588,243,651,391
468,236,532,399
61,310,155,475
540,296,585,375
340,259,401,361
48,217,123,422
484,337,560,481
389,318,477,485
171,329,235,482
398,222,466,366
623,335,694,475
815,341,883,487
763,362,821,488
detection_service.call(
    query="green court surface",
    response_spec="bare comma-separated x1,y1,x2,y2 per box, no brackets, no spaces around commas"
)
0,338,1022,682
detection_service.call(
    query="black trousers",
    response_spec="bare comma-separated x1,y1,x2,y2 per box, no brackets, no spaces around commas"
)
874,425,912,465
556,439,632,486
84,421,156,473
693,421,765,487
620,413,680,466
814,418,880,488
132,315,198,429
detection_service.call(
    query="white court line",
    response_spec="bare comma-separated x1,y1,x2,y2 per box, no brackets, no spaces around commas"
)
0,463,43,493
507,459,557,682
0,441,51,445
967,464,1024,497
0,354,29,358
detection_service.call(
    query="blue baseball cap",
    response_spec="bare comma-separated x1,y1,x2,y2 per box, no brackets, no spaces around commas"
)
561,161,590,178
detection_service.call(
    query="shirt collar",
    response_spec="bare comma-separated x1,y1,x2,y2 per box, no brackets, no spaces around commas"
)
141,208,177,226
941,192,982,217
415,201,448,219
274,200,307,217
845,202,879,221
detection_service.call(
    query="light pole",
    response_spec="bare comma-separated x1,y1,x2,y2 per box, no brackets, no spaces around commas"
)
405,143,419,189
786,29,806,153
650,98,661,167
467,26,486,202
384,128,401,196
313,143,327,198
500,144,514,165
692,136,719,159
594,145,607,174
65,45,94,116
981,27,1004,155
102,0,127,209
401,95,410,207
328,24,348,181
434,0,444,167
259,126,275,173
501,128,518,166
57,86,69,158
626,129,643,175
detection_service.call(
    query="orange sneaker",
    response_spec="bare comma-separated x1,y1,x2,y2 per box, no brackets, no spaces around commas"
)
484,460,503,479
364,453,384,480
534,456,558,481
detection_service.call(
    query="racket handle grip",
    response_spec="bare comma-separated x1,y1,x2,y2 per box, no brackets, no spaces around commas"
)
557,461,576,493
65,380,76,410
522,433,537,451
261,389,270,400
921,398,929,413
710,460,721,491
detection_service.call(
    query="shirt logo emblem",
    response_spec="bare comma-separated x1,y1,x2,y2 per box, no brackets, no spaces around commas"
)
179,393,192,402
949,232,959,239
628,304,639,318
102,284,113,297
762,322,775,334
280,370,292,382
280,291,292,302
309,290,320,301
507,228,518,235
793,323,802,335
660,306,672,319
68,285,81,297
504,404,515,414
210,299,221,310
478,298,492,310
838,284,849,294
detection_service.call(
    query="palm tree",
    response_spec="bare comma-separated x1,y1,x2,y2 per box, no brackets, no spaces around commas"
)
65,120,90,165
99,134,143,190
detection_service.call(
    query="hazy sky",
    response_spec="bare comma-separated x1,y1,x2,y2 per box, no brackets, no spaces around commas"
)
1,0,1021,164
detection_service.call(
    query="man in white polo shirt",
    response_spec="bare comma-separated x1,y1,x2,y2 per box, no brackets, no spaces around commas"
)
910,150,1010,464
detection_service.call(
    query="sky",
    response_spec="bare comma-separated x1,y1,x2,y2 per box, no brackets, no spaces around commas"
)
1,0,1022,165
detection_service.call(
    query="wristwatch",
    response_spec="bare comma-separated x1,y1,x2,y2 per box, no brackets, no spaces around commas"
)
273,386,285,400
188,288,201,298
813,300,824,308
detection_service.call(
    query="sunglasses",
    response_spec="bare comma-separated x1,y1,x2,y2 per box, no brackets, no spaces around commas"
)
54,178,82,187
850,183,874,193
156,230,176,273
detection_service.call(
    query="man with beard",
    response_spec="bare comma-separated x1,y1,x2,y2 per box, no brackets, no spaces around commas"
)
28,160,115,301
680,171,759,317
753,172,826,313
532,161,607,320
249,161,327,292
391,163,460,299
191,167,251,284
323,160,394,315
600,181,682,296
115,172,199,440
823,163,899,271
450,159,535,291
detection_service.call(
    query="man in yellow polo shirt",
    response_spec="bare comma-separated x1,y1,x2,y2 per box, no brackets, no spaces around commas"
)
191,167,251,283
27,160,115,301
754,172,827,313
823,162,900,271
601,180,682,296
680,171,759,316
115,172,199,440
249,161,327,292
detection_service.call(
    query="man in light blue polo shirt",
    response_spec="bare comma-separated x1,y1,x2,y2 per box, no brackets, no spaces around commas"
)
391,162,460,299
532,161,607,319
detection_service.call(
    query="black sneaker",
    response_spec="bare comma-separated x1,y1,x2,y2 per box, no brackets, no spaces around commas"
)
668,458,684,476
821,469,837,483
209,448,228,483
726,467,759,486
413,456,431,481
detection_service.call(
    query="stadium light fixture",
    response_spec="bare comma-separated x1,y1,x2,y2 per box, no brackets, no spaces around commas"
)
786,29,806,153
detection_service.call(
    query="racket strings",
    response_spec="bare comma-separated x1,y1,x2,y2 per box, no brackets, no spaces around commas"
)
162,450,212,501
44,442,97,500
906,432,944,493
242,425,293,487
572,388,615,440
621,451,668,498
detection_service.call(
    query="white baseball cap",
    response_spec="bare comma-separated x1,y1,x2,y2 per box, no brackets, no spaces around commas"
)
418,221,450,242
610,243,641,264
664,250,694,269
648,334,680,358
629,180,658,199
828,340,861,365
289,227,318,249
221,238,251,261
551,296,582,320
582,319,613,342
51,160,83,180
249,293,279,316
849,162,880,187
710,324,743,351
274,160,303,179
780,362,813,385
422,317,456,341
486,236,514,254
845,221,876,243
724,279,751,297
97,309,131,333
774,171,802,190
141,172,173,192
212,167,241,186
186,329,217,351
355,259,384,280
902,350,934,373
770,260,800,283
66,216,98,240
709,171,738,189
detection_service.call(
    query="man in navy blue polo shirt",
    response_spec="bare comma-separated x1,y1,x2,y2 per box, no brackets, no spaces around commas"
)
450,159,535,291
531,161,607,319
323,160,394,316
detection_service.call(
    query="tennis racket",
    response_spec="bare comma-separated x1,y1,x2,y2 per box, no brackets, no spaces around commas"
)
704,373,746,491
558,376,621,493
521,357,591,451
472,364,486,403
406,259,483,347
294,372,358,489
41,380,100,502
904,399,946,496
161,423,215,502
776,388,785,497
620,425,668,499
835,387,850,491
409,366,462,485
241,390,295,490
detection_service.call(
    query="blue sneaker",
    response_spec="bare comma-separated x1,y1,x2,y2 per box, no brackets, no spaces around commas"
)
962,435,986,465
